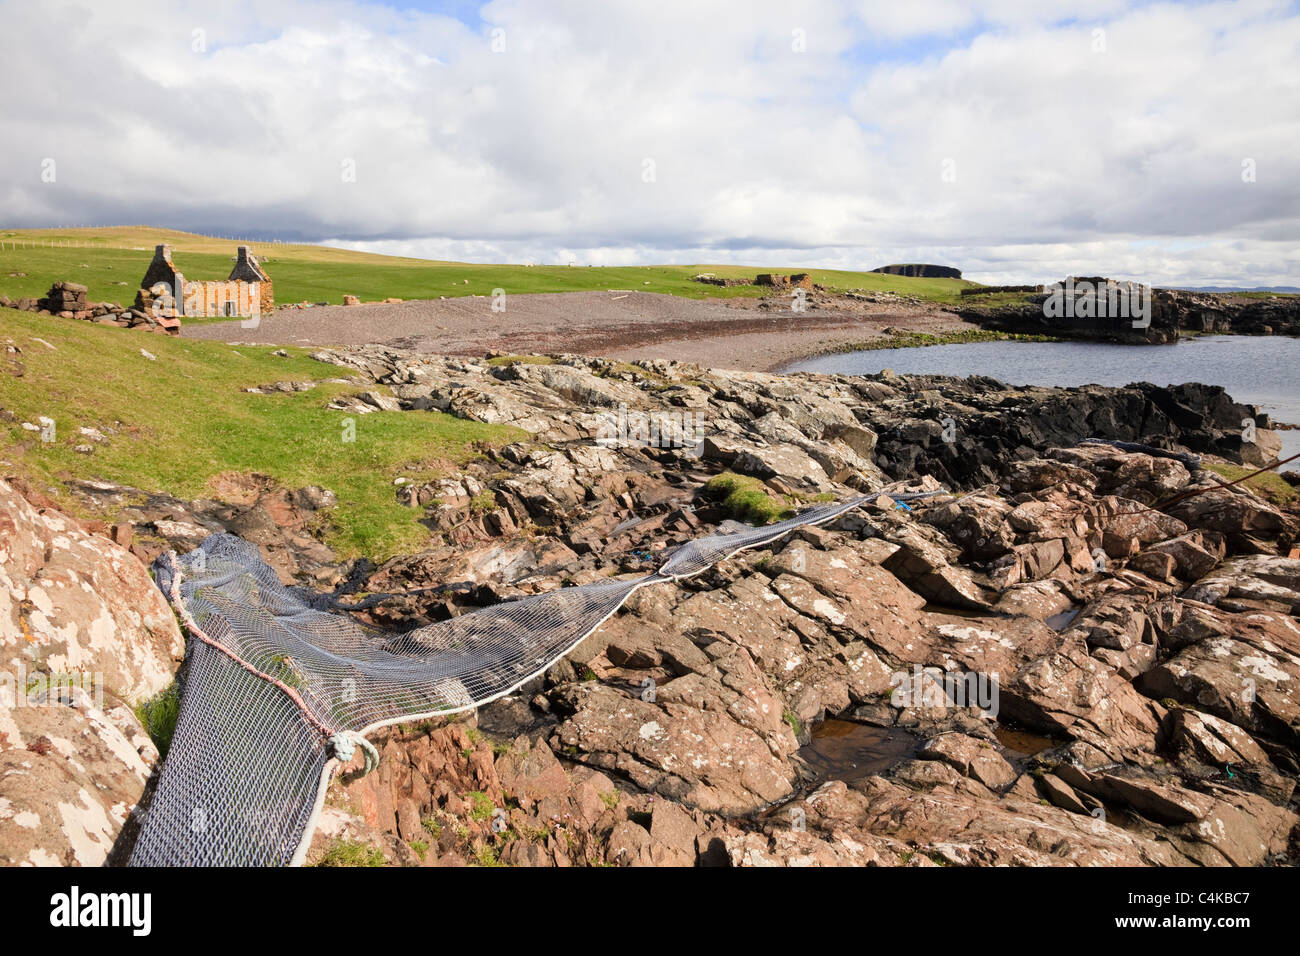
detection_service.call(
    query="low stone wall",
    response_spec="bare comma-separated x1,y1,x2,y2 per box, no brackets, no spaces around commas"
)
1,282,179,334
755,272,813,290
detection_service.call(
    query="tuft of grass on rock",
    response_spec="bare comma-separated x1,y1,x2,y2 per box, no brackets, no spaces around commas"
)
135,682,182,759
704,472,795,525
314,839,386,867
468,791,494,822
474,844,504,867
469,489,497,513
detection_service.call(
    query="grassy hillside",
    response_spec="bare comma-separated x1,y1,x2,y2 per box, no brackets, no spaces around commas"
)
0,305,522,559
0,226,976,307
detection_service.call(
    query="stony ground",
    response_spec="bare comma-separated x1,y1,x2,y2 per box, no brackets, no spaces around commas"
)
4,348,1299,867
182,290,974,372
298,351,1299,866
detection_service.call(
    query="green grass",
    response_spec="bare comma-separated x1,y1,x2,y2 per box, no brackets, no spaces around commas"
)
313,839,386,867
0,226,977,309
0,306,522,559
473,844,504,867
954,291,1042,311
782,709,802,736
485,355,558,366
703,472,796,525
1204,462,1298,505
134,681,182,758
467,791,494,822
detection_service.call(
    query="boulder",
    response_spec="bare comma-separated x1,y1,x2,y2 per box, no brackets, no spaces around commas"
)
1,479,183,701
881,525,992,610
917,733,1017,789
0,481,180,866
0,686,157,866
1184,555,1300,614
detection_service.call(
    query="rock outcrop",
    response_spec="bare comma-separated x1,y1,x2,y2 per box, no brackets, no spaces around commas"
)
8,341,1296,867
0,479,183,866
872,264,963,280
960,282,1300,343
271,348,1299,867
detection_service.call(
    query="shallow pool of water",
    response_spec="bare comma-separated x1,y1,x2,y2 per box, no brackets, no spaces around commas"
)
994,725,1059,758
1046,608,1081,630
798,718,919,784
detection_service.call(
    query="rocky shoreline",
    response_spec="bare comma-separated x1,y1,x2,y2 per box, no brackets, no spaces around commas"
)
177,283,1300,373
960,286,1300,345
3,348,1299,866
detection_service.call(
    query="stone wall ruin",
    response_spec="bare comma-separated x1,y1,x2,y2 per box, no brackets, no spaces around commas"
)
136,244,274,319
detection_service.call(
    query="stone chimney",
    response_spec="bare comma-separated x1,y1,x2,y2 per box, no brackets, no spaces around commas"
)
228,245,274,314
228,245,269,283
140,244,180,290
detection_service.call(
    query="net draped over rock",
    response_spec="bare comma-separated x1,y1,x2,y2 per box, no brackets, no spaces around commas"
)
129,493,936,866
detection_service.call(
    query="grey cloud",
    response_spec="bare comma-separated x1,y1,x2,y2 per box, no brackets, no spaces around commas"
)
0,0,1296,286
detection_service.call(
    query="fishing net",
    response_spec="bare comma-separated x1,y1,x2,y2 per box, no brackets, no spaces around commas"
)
128,491,946,866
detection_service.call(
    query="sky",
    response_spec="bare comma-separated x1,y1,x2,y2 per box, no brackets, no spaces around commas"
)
1,0,1297,286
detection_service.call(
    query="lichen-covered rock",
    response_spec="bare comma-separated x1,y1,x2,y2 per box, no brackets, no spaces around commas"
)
0,480,182,866
0,686,156,866
917,733,1017,789
1,479,183,701
550,663,799,813
1138,608,1300,748
1184,555,1300,614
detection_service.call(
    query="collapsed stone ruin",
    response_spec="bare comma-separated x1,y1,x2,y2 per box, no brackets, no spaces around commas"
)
138,243,273,319
756,272,814,290
0,281,179,335
0,243,276,336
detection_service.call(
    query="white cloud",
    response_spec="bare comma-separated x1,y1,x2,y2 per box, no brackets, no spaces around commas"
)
0,0,1296,286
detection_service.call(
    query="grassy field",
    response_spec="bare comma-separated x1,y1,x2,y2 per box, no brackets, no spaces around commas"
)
952,290,1041,311
0,226,976,308
0,226,973,560
0,305,522,559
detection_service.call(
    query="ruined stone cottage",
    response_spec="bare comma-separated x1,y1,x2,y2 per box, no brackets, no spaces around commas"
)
137,244,273,318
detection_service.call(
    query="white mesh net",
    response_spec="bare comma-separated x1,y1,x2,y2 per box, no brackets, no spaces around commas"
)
128,493,933,866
